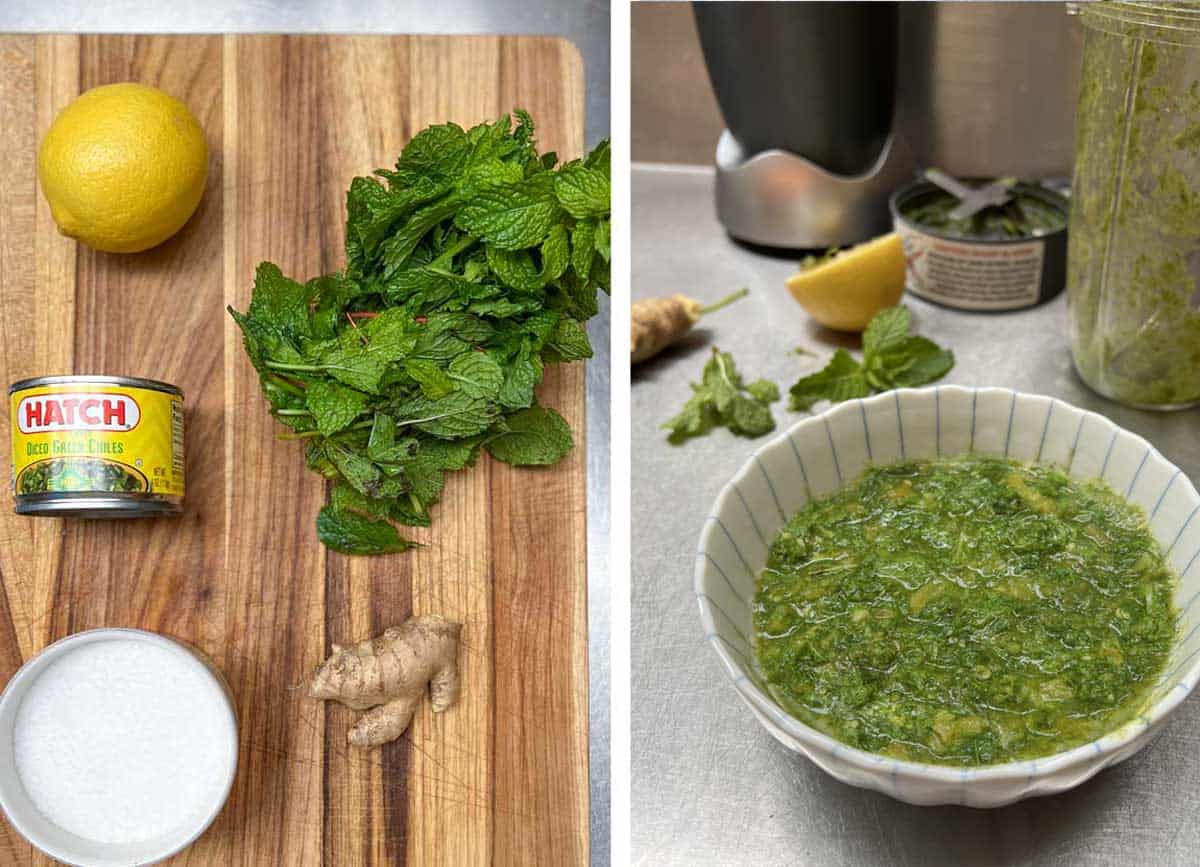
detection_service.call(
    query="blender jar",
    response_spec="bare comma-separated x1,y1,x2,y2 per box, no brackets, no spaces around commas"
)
1068,1,1200,410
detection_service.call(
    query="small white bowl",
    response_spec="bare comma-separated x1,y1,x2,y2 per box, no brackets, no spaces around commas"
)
696,386,1200,807
0,628,239,865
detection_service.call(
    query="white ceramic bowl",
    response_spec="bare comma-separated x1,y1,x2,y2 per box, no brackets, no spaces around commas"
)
0,628,239,865
696,386,1200,807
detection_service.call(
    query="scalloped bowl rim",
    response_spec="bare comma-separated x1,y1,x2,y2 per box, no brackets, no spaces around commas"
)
696,385,1200,791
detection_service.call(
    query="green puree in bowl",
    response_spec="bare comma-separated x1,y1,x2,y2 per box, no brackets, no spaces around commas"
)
754,457,1177,766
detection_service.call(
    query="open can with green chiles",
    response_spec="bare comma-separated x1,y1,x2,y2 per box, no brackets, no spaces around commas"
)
890,179,1069,312
9,375,184,517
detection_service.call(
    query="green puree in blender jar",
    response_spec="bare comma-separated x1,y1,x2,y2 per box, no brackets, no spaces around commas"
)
753,457,1177,767
1069,13,1200,409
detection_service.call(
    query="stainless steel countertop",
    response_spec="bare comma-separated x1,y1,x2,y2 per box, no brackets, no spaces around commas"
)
632,163,1200,867
0,4,610,862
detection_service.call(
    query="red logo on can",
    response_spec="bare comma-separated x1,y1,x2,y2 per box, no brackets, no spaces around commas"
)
16,393,141,434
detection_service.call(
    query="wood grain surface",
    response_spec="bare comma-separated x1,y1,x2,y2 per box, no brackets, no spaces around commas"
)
0,34,589,866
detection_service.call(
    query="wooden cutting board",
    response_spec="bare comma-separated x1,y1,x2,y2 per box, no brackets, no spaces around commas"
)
0,34,589,865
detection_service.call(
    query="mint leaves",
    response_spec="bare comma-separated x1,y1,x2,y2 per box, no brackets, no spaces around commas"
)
230,112,610,554
315,506,415,556
787,349,869,411
663,307,953,448
663,348,780,443
485,406,574,466
789,306,953,411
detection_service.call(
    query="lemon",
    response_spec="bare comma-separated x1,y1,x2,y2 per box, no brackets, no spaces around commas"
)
785,232,907,332
38,82,208,253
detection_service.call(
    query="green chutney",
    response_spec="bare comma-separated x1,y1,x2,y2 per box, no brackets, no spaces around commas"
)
754,457,1177,766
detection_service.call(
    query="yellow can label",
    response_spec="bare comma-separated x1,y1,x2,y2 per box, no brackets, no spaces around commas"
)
10,383,184,498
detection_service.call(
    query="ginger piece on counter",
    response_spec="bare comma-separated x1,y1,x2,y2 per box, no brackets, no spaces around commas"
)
631,288,747,363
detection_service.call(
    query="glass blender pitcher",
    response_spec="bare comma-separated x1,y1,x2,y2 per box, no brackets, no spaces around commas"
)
1068,1,1200,410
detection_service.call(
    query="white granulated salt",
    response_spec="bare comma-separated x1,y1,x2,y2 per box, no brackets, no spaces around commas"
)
13,638,234,844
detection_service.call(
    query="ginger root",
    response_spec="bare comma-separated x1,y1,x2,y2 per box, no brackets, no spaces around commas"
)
309,614,462,748
631,287,748,364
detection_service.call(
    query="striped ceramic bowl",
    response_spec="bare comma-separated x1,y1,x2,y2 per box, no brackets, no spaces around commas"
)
696,386,1200,807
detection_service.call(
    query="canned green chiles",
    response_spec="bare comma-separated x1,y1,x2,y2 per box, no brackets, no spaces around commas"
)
9,375,184,517
890,180,1069,312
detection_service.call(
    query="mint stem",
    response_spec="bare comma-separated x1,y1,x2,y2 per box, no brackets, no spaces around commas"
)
265,360,324,373
275,418,372,440
268,375,307,396
277,429,321,440
430,235,476,269
699,287,749,316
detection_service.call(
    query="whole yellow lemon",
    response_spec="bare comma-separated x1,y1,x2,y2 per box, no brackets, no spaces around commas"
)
38,82,208,253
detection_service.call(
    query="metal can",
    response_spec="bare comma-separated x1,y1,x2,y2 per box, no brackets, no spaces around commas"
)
9,375,184,517
890,179,1069,312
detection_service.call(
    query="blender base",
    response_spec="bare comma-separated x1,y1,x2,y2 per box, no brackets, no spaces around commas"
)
713,129,913,249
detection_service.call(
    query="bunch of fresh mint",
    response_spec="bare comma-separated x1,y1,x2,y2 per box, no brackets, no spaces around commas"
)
230,111,610,554
663,348,780,443
789,306,953,410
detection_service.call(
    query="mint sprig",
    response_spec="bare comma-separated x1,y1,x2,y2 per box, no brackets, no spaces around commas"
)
788,306,953,411
664,348,780,443
229,111,610,554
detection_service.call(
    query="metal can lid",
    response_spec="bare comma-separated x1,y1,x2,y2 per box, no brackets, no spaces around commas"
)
14,492,182,518
9,375,183,398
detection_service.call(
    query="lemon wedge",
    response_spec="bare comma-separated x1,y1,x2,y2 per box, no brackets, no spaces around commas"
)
785,232,906,332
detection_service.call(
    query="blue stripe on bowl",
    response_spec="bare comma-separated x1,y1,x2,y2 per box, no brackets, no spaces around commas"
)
753,453,786,523
1183,543,1200,580
1175,616,1200,645
732,483,767,549
786,430,813,502
696,550,752,604
1126,447,1151,498
696,592,754,650
1151,470,1181,521
823,415,843,484
713,635,752,668
1100,428,1119,479
1167,504,1200,555
1036,401,1054,463
1003,391,1017,457
1165,639,1200,681
1161,629,1200,682
1068,412,1087,472
704,515,755,581
859,399,874,462
969,388,978,452
1166,653,1196,684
